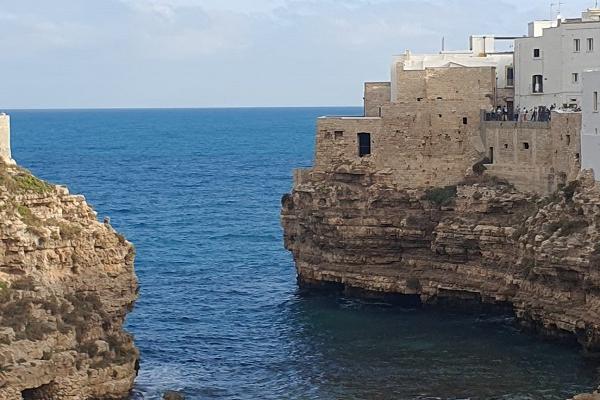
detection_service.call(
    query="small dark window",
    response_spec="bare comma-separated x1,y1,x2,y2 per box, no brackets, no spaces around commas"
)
439,114,442,118
504,143,509,149
489,147,494,163
533,48,541,58
462,117,468,125
334,130,344,139
576,153,580,161
523,142,530,150
566,134,571,145
358,133,371,157
417,97,423,102
532,75,544,93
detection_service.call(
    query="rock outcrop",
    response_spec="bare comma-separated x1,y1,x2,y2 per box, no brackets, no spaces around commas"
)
0,163,138,399
281,168,600,353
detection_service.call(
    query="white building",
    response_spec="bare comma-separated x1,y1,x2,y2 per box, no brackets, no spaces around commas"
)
514,9,600,110
581,70,600,177
391,36,515,106
0,114,12,164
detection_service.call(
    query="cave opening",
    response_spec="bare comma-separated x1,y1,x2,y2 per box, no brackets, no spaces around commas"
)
21,382,57,400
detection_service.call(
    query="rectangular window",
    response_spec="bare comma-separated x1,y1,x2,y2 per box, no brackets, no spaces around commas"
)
572,73,579,83
594,91,598,112
532,75,544,93
588,38,594,52
358,133,371,157
533,48,541,58
334,130,344,139
506,67,514,87
574,39,581,52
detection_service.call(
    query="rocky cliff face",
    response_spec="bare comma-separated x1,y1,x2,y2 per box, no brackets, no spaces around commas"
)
0,163,138,399
281,169,600,353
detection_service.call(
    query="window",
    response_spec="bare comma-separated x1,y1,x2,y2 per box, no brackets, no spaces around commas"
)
566,135,571,145
462,117,468,125
574,39,581,52
532,75,544,93
588,38,594,52
533,48,541,58
523,142,530,150
594,91,598,112
572,73,579,83
334,130,344,139
506,67,514,87
358,133,371,157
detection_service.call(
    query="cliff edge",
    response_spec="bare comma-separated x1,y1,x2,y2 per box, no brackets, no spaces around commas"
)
0,162,138,399
282,169,600,354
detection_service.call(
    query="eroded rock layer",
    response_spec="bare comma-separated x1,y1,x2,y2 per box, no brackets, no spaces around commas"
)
281,169,600,353
0,163,138,399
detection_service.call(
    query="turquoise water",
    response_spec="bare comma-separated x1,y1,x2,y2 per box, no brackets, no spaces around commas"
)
10,108,600,399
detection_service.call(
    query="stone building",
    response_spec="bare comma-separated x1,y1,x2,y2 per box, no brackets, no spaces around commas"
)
581,69,600,177
514,8,600,110
0,113,13,164
311,52,582,194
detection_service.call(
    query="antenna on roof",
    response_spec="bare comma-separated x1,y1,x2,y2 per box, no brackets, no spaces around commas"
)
550,1,564,18
441,36,445,52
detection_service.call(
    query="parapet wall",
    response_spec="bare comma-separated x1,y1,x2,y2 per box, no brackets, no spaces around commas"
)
0,114,11,163
481,112,581,194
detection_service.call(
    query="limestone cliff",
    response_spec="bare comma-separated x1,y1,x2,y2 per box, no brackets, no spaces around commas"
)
281,169,600,353
0,163,138,399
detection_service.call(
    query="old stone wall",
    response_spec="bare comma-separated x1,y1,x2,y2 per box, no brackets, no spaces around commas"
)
314,66,495,189
0,115,12,164
364,82,390,117
481,112,582,194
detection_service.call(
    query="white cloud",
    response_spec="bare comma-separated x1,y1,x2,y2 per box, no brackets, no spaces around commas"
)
0,0,595,108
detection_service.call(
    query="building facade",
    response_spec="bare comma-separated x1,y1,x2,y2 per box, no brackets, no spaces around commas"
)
581,70,600,176
514,9,600,110
0,114,12,164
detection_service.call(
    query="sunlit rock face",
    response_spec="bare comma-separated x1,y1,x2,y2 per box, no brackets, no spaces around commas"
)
0,163,138,400
282,169,600,354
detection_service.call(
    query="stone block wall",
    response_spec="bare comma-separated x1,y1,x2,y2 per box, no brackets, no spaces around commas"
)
481,112,582,193
364,82,391,117
0,114,12,163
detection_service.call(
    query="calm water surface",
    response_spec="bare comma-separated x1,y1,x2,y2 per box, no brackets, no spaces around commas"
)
10,108,600,399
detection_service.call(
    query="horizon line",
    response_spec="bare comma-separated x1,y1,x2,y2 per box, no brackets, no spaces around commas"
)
1,105,363,112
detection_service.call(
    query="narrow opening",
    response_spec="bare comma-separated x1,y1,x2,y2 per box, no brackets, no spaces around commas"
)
489,147,494,164
504,143,509,149
462,117,468,125
594,91,598,111
574,38,581,52
566,134,571,145
506,66,514,87
588,38,594,52
523,142,530,150
22,383,56,400
439,114,442,118
417,97,423,102
576,153,580,161
378,107,382,117
334,130,344,139
358,133,371,157
532,75,543,93
533,48,541,58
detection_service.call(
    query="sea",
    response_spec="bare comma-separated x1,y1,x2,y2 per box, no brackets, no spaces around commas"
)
10,108,600,400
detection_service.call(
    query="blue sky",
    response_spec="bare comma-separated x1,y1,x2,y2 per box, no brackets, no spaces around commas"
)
0,0,596,108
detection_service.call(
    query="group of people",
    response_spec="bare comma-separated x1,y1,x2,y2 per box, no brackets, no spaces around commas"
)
486,104,559,122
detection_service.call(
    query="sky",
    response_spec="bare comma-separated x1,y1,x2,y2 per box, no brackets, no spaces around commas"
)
0,0,597,109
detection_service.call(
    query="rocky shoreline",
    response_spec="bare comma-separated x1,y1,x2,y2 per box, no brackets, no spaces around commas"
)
282,169,600,355
0,162,138,399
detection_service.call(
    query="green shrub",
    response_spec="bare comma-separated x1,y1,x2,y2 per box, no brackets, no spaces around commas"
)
424,186,457,206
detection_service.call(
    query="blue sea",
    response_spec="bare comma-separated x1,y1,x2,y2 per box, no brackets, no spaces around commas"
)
10,108,600,399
